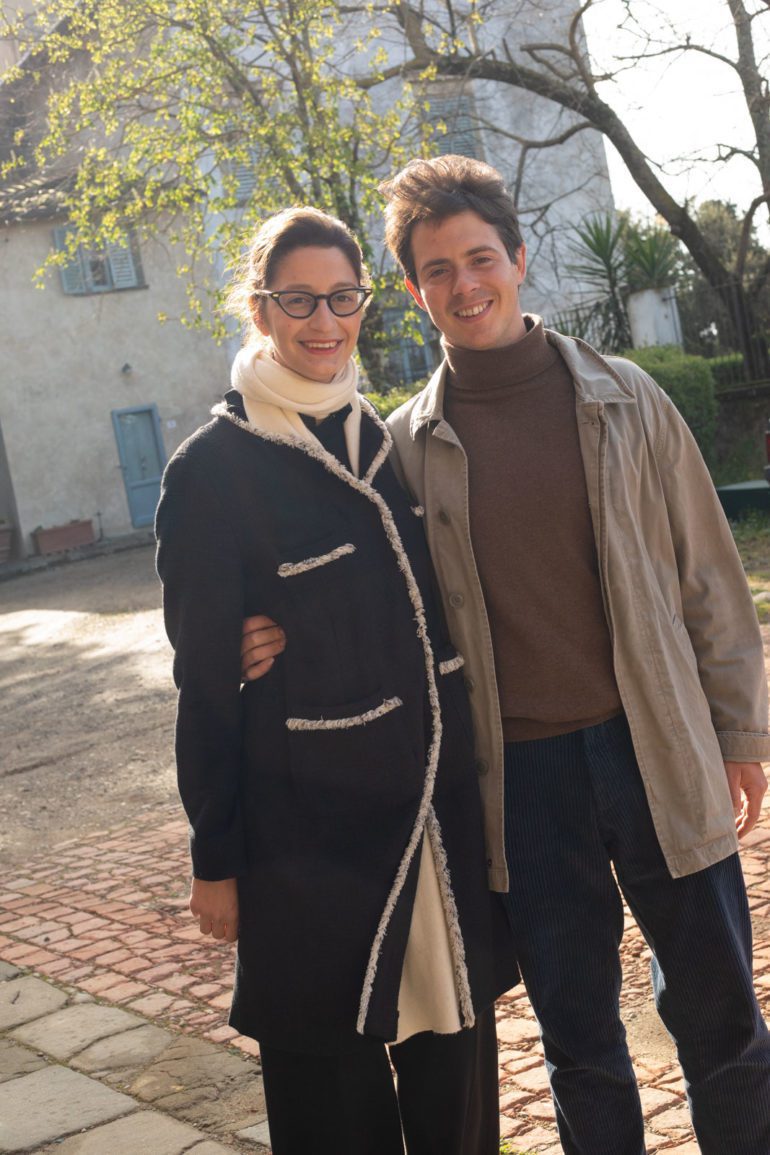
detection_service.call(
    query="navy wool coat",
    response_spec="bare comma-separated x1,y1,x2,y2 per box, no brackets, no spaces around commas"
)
155,393,517,1055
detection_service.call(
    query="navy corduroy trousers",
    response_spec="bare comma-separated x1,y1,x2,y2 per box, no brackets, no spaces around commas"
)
501,713,770,1154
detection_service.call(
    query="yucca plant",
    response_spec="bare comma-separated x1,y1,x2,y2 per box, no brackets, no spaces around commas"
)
566,214,684,353
566,215,633,352
625,227,681,291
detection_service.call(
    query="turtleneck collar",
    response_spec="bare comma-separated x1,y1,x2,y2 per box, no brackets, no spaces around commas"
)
443,314,558,395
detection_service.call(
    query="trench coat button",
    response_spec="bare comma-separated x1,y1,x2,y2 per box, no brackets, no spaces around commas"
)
475,757,489,776
449,592,465,608
464,675,475,692
438,509,451,525
485,857,493,868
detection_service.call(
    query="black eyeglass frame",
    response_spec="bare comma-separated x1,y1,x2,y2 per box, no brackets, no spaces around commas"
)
253,287,372,318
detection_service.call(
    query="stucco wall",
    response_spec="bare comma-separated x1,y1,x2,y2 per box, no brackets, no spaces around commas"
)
0,220,230,552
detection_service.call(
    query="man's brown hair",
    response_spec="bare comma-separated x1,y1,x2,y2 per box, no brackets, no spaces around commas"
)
379,155,524,285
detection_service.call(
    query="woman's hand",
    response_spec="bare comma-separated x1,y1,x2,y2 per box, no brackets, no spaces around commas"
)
241,614,286,681
189,877,239,943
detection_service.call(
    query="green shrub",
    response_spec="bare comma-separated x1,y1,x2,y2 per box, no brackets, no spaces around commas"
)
710,435,764,487
708,353,746,390
364,381,425,419
623,345,717,464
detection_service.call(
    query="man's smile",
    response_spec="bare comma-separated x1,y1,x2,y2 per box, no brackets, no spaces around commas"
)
455,301,492,319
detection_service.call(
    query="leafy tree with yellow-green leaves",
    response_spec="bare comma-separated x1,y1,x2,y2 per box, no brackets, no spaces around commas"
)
0,0,430,385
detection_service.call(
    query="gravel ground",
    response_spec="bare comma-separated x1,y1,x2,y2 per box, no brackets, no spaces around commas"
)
0,545,179,868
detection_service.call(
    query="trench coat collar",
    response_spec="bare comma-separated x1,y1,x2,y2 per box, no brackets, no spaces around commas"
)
407,322,637,441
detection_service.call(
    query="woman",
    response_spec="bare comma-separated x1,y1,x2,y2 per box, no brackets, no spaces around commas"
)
155,206,517,1155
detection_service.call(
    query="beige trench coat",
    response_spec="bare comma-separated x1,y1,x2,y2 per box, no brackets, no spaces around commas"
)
387,326,770,887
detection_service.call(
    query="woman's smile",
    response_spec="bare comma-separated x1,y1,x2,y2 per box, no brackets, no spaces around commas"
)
255,246,363,382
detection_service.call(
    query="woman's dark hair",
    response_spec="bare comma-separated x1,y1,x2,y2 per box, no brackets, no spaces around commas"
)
226,206,371,337
379,155,523,285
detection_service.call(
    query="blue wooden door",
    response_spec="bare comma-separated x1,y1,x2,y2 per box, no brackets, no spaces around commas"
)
112,405,166,528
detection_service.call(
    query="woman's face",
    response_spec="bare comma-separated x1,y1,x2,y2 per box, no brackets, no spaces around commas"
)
255,245,364,383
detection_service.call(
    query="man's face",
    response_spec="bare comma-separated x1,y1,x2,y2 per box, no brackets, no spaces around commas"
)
405,211,527,351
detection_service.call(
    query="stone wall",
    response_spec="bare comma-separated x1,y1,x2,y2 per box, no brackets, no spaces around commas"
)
0,220,230,554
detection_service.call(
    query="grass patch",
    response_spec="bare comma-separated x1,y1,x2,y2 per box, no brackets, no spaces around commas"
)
731,510,770,623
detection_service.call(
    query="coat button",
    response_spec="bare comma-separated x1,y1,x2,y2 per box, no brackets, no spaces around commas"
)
464,675,475,692
438,509,450,524
475,758,489,776
486,857,493,868
449,592,464,608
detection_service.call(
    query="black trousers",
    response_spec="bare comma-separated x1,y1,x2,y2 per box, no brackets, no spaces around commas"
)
258,1004,499,1155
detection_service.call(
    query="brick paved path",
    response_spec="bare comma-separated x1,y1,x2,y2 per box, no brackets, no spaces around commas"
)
1,802,769,1153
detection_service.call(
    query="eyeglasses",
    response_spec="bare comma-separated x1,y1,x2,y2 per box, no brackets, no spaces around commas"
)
253,287,371,318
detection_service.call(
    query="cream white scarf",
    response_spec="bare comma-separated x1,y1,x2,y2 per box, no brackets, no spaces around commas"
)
231,344,362,477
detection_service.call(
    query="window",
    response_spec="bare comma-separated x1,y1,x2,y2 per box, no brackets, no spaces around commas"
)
219,142,262,206
424,87,482,160
232,155,258,205
384,307,441,386
53,226,145,295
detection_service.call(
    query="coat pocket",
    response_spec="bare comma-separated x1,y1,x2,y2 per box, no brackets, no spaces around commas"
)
276,531,378,705
286,690,422,824
435,646,475,756
277,542,356,579
287,694,402,731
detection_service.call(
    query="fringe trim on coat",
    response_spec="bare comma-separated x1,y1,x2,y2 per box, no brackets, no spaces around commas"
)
438,653,465,675
286,696,402,731
278,543,356,578
213,396,470,1036
426,806,475,1028
411,505,425,518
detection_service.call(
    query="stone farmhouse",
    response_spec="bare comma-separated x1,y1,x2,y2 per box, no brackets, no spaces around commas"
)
0,1,614,560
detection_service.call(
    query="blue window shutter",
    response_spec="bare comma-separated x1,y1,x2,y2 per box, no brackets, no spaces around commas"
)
106,238,139,289
53,226,86,295
233,158,258,204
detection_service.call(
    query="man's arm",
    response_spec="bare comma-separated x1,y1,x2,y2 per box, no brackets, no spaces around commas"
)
649,386,769,757
627,371,770,832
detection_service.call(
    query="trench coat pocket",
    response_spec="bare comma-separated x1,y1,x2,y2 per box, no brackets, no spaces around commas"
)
285,691,421,820
435,646,475,753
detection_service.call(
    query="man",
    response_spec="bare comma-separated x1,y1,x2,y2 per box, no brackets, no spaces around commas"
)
243,155,770,1154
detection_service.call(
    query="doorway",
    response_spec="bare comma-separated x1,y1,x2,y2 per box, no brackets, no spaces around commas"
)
111,405,166,528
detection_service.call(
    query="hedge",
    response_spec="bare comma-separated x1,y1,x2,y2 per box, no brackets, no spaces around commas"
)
364,382,425,420
622,346,717,464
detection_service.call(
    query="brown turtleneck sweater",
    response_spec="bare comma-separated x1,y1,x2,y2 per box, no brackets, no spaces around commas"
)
444,316,621,741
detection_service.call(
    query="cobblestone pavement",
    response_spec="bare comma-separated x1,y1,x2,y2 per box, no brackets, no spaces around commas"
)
1,802,769,1153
